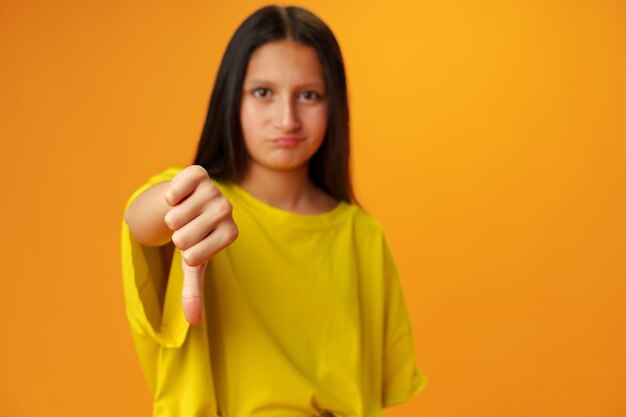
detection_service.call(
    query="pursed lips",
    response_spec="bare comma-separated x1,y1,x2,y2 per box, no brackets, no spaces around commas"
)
271,136,305,146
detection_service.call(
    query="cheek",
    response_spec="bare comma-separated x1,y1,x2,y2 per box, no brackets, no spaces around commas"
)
240,101,263,144
310,108,329,142
240,101,254,132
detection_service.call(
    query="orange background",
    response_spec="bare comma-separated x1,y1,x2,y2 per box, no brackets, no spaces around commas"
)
1,1,625,416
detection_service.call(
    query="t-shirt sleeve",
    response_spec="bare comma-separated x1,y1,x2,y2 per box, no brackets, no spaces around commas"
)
120,167,189,390
381,236,428,408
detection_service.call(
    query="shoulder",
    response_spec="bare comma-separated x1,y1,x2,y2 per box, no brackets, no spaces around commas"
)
346,204,387,242
132,166,186,194
148,166,186,183
124,166,185,212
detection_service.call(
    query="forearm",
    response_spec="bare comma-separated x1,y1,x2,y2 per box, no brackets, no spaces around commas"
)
124,181,172,247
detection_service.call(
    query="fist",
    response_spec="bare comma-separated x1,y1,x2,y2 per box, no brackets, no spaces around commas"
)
164,165,239,324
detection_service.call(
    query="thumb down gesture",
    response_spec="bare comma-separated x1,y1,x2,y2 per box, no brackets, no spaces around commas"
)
163,165,239,324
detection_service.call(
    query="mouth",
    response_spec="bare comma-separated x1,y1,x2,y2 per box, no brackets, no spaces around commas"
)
271,136,304,147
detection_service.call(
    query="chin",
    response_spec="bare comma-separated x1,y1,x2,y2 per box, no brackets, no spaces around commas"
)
257,157,308,172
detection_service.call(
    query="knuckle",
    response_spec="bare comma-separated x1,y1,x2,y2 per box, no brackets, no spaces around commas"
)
195,185,216,211
224,223,239,245
220,198,233,217
164,186,177,206
171,230,188,249
164,212,177,230
183,249,205,267
230,224,239,242
182,251,198,267
190,165,208,181
200,180,219,199
225,199,233,212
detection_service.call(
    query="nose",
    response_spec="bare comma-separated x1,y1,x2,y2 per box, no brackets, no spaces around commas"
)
274,97,302,132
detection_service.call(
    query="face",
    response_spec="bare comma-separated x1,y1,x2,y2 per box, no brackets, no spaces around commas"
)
240,39,328,175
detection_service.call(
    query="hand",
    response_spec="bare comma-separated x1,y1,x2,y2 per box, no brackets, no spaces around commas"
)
163,165,239,324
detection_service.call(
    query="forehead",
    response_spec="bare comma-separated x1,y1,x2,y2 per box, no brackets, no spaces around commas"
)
244,39,324,84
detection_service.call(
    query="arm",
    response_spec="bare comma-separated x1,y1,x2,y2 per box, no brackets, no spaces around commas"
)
124,181,173,247
124,165,239,324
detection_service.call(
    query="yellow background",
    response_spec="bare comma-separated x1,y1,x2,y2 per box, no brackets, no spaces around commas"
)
1,1,624,416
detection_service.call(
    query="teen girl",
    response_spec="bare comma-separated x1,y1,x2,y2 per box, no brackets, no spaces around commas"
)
122,5,426,416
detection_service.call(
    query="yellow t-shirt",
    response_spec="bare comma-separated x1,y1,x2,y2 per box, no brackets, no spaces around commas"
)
121,167,427,417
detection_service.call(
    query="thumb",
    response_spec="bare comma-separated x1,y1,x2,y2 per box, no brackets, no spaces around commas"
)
181,253,207,324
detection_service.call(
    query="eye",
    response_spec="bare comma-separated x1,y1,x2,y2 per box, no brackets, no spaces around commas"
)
299,90,321,100
252,87,271,98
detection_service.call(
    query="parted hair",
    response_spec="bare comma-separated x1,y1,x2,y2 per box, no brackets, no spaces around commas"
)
193,5,355,203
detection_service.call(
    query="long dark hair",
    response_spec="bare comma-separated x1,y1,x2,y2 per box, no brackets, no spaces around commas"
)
193,5,355,203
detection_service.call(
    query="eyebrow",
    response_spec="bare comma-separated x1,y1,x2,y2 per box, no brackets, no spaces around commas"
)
244,79,326,89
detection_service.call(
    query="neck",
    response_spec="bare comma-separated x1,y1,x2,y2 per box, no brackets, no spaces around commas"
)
239,162,337,214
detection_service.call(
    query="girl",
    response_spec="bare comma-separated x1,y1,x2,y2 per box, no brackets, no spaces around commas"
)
122,5,426,416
